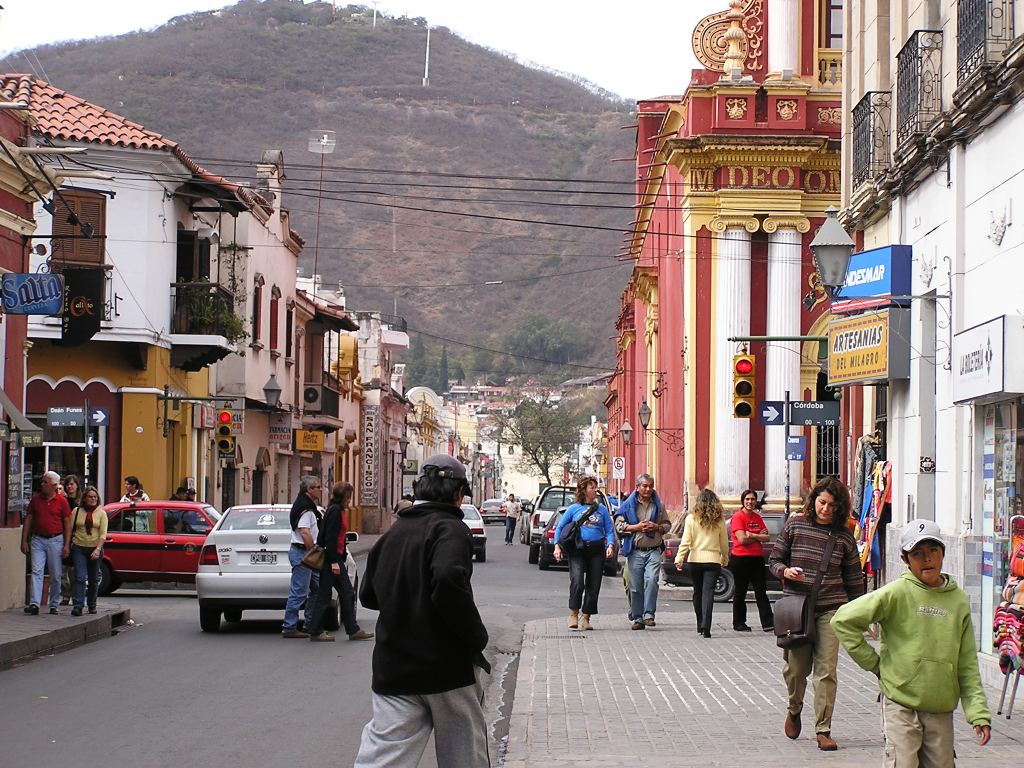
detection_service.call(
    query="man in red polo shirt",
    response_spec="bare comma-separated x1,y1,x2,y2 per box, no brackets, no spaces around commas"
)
20,471,72,615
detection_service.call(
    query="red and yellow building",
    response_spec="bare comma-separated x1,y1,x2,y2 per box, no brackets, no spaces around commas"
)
607,0,845,514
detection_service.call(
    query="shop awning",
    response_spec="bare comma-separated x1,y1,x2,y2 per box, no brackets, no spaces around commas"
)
0,387,43,446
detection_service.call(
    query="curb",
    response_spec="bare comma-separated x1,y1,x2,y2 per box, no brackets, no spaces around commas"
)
0,606,131,670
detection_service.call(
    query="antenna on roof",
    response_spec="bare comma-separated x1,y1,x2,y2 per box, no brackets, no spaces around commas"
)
307,130,336,299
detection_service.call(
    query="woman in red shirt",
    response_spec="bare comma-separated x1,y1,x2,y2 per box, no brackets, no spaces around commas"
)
729,489,775,632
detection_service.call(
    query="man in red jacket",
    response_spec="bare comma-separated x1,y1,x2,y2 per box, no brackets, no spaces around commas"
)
354,454,490,768
21,471,72,615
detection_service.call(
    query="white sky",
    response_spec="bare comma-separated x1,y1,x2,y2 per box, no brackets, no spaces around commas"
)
0,0,726,100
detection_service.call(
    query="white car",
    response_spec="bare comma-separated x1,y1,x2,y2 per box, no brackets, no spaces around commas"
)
196,504,357,633
461,504,487,562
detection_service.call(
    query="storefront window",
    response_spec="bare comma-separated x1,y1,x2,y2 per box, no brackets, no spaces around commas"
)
983,402,1024,652
23,418,106,500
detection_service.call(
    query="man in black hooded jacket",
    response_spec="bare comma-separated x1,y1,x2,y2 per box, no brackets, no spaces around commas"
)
354,454,490,768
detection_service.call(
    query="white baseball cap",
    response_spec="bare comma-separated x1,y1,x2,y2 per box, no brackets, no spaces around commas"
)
900,518,944,552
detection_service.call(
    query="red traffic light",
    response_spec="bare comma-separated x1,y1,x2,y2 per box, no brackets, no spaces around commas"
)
734,358,754,375
217,410,232,424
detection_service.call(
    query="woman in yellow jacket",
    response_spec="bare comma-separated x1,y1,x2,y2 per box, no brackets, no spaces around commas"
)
675,489,730,638
70,486,108,616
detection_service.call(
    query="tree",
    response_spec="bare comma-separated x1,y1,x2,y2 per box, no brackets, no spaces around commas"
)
405,334,427,387
451,360,466,384
438,345,449,394
489,395,578,485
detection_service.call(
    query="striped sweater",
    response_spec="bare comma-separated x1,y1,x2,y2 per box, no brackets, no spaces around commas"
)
768,515,864,614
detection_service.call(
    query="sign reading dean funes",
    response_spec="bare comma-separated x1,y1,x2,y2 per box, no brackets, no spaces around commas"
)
1,272,64,315
828,308,910,386
830,245,912,314
360,405,380,507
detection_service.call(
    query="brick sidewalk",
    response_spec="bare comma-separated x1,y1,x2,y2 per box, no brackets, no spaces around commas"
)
504,611,1024,767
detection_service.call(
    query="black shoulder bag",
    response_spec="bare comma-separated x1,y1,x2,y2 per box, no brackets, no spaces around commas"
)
557,503,596,554
774,532,836,649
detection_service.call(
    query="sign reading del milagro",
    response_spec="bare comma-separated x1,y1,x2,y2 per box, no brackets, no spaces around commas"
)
360,405,379,507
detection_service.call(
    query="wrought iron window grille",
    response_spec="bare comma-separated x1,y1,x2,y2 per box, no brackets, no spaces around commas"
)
896,30,944,147
957,0,1015,84
851,91,892,190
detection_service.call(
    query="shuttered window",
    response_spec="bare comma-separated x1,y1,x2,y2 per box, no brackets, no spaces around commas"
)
50,190,106,266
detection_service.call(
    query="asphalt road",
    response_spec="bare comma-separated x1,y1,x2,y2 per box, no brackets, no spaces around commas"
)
0,527,624,768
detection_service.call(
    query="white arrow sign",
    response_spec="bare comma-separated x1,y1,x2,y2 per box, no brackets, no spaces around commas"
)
89,407,110,426
762,404,779,422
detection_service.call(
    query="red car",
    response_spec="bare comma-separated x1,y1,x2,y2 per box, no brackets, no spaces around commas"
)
99,500,221,595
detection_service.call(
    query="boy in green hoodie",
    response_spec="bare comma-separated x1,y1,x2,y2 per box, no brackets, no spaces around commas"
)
831,519,991,767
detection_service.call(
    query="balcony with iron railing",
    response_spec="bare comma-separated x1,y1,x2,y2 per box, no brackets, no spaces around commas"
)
169,282,240,371
817,49,843,88
851,91,893,190
896,30,944,147
957,0,1015,84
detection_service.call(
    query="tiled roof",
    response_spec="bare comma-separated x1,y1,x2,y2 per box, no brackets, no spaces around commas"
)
0,74,274,216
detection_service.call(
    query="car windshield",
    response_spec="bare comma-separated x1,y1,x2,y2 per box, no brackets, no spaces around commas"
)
539,489,573,510
481,500,503,509
219,507,291,530
461,505,482,520
203,505,222,521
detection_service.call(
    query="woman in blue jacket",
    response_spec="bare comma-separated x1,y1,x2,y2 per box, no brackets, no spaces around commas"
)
554,475,615,631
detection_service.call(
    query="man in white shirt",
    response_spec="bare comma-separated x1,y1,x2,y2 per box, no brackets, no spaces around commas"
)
282,475,322,638
503,494,521,545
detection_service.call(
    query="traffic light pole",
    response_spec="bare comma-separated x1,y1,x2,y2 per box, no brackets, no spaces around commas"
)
157,384,238,437
784,389,791,518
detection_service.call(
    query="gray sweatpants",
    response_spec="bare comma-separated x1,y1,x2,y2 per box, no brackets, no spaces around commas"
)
354,670,489,768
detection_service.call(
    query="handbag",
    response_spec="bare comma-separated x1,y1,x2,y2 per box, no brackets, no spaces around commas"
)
301,546,325,571
557,503,596,553
774,533,836,649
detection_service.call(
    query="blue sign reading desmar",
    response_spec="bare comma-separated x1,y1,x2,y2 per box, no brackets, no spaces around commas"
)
831,245,911,314
1,272,64,315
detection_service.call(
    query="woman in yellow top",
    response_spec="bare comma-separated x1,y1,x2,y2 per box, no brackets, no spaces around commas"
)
70,486,108,616
675,489,730,638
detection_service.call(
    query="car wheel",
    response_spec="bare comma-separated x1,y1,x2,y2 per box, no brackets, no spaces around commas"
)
714,568,736,602
538,551,551,570
528,544,539,564
476,545,486,563
519,522,527,544
324,599,341,632
98,561,119,596
223,609,242,623
199,605,221,633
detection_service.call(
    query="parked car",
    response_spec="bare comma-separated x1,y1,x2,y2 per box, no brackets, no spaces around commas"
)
537,503,621,576
479,498,506,525
525,486,578,564
662,511,785,601
461,503,487,562
100,500,221,595
195,504,356,633
518,496,538,544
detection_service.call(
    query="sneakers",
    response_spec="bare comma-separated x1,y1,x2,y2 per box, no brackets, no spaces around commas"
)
309,632,335,642
643,617,656,627
282,629,310,639
70,607,83,617
734,624,752,632
348,629,374,641
784,712,801,740
49,607,58,615
762,624,775,633
816,732,838,751
631,620,646,630
88,607,98,615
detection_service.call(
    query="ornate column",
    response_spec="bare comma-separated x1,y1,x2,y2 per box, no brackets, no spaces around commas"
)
768,0,799,77
711,218,757,497
763,218,809,498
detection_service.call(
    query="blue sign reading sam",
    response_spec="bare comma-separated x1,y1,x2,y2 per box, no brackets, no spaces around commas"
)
1,272,64,315
831,245,911,314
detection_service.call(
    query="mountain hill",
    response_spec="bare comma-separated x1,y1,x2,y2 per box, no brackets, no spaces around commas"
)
9,0,637,383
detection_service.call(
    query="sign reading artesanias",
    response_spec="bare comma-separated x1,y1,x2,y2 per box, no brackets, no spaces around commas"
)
360,405,380,506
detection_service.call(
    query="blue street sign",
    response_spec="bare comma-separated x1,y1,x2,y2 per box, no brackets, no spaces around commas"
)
759,400,785,426
48,406,86,427
786,435,807,461
1,272,64,315
89,407,110,426
789,400,841,426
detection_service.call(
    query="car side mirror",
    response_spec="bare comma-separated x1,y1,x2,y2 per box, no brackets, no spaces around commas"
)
345,531,359,543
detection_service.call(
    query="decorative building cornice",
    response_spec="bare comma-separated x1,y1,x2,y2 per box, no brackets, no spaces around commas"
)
762,216,811,233
709,215,759,233
618,330,635,352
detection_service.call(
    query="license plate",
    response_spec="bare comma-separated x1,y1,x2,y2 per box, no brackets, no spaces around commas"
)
250,552,277,565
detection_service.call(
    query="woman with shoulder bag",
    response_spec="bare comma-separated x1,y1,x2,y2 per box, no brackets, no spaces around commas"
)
553,475,614,631
69,486,108,616
59,474,83,605
674,489,729,638
768,476,865,752
306,482,373,642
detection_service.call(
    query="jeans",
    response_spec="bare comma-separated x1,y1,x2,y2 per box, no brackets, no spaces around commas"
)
689,562,721,633
307,561,360,636
729,555,774,629
30,534,64,609
504,517,517,544
282,546,320,632
627,546,662,620
567,542,606,615
71,544,100,610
